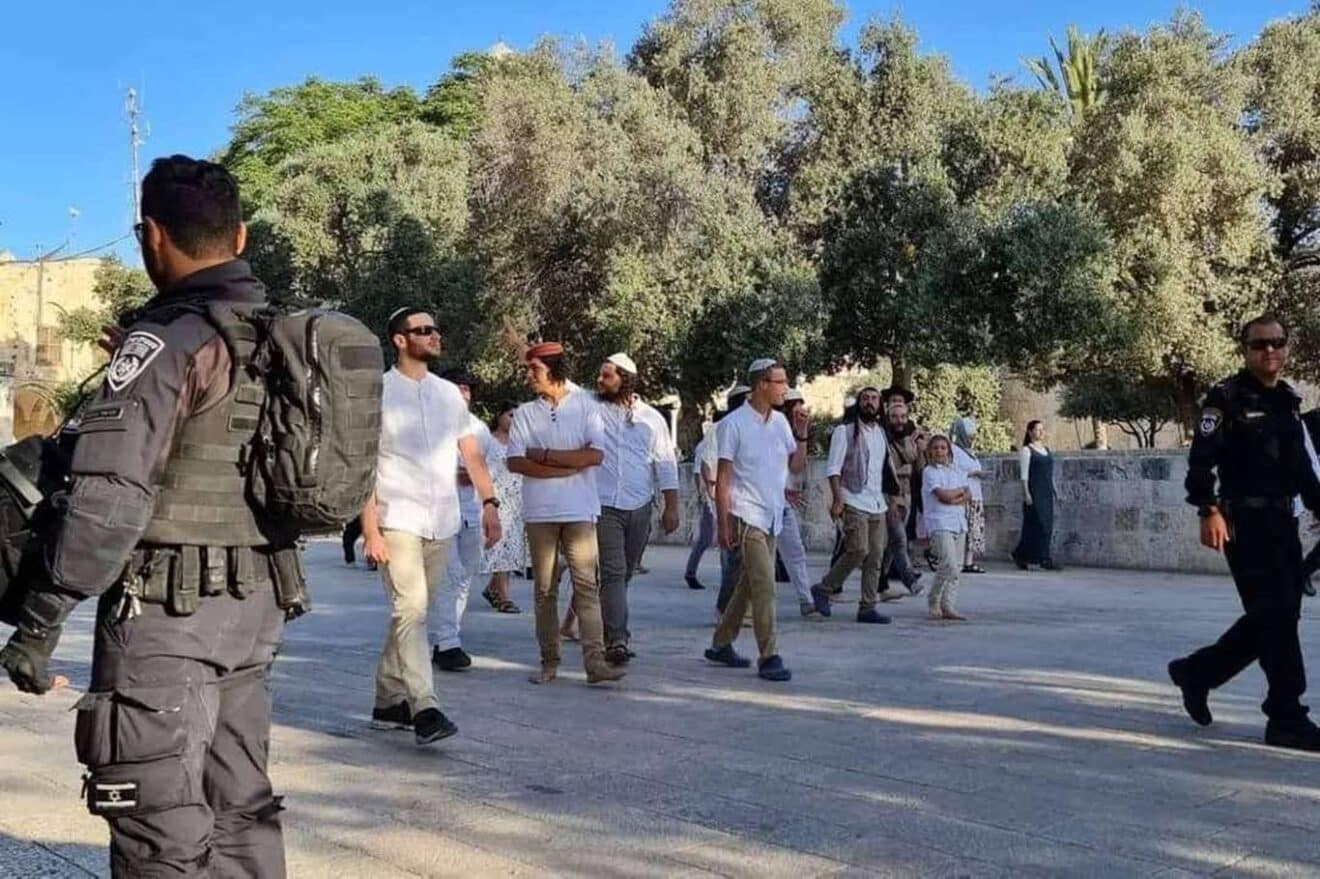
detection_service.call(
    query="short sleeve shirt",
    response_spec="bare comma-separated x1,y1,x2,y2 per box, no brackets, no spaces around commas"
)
375,369,474,540
509,388,607,523
456,414,493,518
716,404,797,535
922,464,970,535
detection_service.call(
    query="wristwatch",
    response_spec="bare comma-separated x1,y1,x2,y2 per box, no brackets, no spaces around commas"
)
482,497,501,509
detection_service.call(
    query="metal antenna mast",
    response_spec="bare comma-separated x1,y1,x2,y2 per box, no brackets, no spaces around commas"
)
126,88,148,223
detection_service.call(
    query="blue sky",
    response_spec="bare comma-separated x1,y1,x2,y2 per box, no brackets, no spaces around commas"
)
0,0,1307,265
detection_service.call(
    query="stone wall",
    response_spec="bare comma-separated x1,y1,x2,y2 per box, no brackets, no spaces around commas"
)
650,451,1268,575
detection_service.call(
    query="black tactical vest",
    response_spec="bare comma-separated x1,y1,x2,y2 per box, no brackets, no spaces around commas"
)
140,305,271,548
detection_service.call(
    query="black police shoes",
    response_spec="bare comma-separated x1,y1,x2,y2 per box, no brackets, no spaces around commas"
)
1167,659,1212,727
432,646,472,671
413,708,458,745
1264,720,1320,752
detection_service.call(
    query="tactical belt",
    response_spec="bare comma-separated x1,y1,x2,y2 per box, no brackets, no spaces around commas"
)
114,544,307,620
1222,496,1294,512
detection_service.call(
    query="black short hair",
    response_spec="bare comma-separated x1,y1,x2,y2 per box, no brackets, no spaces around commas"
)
1239,313,1288,344
140,155,242,258
540,353,570,383
487,400,518,432
440,366,480,389
387,307,430,340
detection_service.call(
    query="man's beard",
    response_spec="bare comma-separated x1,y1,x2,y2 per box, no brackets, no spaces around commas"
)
597,387,627,404
888,419,913,436
858,407,879,423
415,346,441,363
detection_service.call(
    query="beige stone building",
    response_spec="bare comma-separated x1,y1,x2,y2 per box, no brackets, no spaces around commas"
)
0,254,104,443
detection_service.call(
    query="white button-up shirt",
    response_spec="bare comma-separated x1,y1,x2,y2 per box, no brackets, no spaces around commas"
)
922,464,970,535
375,368,473,540
825,421,890,515
455,414,493,523
595,397,680,512
951,444,984,503
717,403,797,535
693,429,719,507
509,388,607,524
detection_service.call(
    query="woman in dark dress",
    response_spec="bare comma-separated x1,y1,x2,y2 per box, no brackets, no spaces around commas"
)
1012,420,1061,570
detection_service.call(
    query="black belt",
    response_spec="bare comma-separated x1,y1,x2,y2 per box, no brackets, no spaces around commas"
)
1222,496,1294,512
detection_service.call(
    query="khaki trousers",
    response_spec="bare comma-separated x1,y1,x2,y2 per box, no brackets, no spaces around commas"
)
929,530,967,613
526,521,605,670
375,529,452,714
818,504,889,611
712,518,778,660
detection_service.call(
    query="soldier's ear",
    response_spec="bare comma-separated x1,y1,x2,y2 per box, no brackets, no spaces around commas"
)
234,222,248,257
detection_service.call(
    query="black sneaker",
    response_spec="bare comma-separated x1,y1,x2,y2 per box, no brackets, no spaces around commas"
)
414,708,458,745
685,575,706,590
1167,659,1212,727
370,702,413,730
605,644,631,666
1264,719,1320,752
704,644,751,668
432,646,472,671
856,608,893,624
757,655,792,682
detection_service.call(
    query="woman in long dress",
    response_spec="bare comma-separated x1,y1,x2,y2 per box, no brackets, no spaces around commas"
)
1012,420,1061,571
479,402,525,612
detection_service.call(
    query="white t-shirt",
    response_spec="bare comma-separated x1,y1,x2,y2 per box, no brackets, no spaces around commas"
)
456,415,493,520
693,429,720,507
716,404,797,535
922,464,970,535
595,397,680,511
375,368,473,540
951,444,984,503
825,421,890,515
508,388,607,524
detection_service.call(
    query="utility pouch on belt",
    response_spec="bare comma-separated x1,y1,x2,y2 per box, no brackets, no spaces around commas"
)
270,547,309,620
168,548,199,617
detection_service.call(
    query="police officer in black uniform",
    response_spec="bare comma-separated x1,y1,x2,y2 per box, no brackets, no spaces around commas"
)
1169,314,1320,752
0,156,299,875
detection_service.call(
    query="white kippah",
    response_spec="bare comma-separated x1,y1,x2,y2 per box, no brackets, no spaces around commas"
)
729,384,751,396
785,388,804,402
748,357,777,374
606,352,637,374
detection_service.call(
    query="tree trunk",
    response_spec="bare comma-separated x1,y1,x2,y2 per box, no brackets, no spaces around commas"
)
1091,418,1109,450
889,352,911,389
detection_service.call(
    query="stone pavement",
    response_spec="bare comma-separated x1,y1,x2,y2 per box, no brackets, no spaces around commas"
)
3,543,1320,877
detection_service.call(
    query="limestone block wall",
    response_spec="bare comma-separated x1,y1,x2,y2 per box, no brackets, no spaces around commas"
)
650,451,1278,575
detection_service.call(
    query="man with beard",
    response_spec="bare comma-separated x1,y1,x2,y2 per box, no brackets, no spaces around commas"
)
878,389,926,601
507,343,625,686
592,353,680,665
810,386,901,623
362,309,501,745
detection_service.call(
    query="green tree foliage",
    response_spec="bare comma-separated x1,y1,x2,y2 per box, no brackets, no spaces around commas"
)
1066,12,1275,422
1059,372,1181,448
910,364,1012,453
56,257,153,348
221,77,423,214
1022,25,1110,119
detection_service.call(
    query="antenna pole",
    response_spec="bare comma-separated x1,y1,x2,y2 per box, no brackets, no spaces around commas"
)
126,88,146,223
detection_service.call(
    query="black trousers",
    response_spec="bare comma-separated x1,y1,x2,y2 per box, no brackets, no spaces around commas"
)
1181,508,1308,727
342,516,363,563
78,583,287,877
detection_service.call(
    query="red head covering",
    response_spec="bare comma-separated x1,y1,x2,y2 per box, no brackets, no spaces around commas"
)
525,341,565,361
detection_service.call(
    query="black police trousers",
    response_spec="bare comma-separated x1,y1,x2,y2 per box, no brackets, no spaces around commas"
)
75,582,287,878
1182,508,1308,727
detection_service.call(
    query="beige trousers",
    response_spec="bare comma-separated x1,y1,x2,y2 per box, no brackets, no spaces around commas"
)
712,519,778,661
374,529,452,713
526,521,605,670
928,530,967,613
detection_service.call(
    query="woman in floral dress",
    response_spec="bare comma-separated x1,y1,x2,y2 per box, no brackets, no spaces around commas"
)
480,402,525,612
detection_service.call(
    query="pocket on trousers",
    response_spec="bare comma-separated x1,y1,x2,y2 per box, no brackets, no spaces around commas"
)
73,684,190,768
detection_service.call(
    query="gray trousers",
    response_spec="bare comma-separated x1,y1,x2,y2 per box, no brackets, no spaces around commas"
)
881,507,918,589
78,582,287,878
599,504,653,648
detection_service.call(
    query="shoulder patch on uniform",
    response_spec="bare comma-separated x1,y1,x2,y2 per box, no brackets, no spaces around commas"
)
106,331,166,392
1199,407,1223,437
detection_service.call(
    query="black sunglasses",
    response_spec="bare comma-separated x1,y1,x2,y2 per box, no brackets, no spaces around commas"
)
1245,337,1288,352
403,326,441,337
133,221,145,243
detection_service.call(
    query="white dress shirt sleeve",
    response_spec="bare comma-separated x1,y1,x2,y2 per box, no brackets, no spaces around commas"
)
1019,446,1032,483
649,410,680,493
825,423,848,478
507,407,531,459
716,416,738,462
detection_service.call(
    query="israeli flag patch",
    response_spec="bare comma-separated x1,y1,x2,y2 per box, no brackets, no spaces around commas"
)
92,780,138,811
107,332,165,392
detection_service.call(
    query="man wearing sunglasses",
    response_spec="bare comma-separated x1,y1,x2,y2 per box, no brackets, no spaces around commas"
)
361,308,501,745
1171,314,1320,752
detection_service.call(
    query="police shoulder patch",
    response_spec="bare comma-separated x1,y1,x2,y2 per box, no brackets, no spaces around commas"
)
106,331,166,392
1199,407,1223,437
